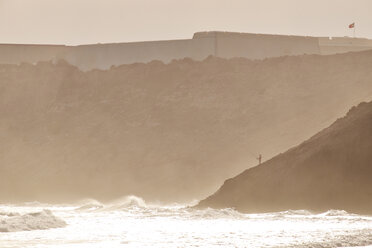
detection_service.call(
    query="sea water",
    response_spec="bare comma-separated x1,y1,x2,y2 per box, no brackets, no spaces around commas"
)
1,196,372,248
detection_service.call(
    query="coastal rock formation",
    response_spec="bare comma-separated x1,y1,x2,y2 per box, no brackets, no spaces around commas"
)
1,50,372,203
197,101,372,214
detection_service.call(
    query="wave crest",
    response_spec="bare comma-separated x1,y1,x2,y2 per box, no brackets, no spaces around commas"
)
106,195,147,210
319,209,350,216
74,196,148,212
75,199,104,211
0,211,20,217
0,209,66,232
187,207,247,219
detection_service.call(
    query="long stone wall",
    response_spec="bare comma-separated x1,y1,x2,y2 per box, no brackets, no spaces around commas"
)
196,32,321,59
318,36,372,55
64,37,215,70
0,32,372,70
0,44,67,65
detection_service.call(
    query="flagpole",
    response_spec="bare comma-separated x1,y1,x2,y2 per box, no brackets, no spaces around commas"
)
354,24,356,38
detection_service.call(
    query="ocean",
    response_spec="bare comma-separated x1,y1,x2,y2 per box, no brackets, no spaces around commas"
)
1,196,372,248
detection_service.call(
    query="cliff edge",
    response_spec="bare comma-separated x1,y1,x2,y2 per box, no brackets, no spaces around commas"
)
197,101,372,214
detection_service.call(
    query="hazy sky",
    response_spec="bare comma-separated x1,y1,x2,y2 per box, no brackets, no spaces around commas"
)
0,0,371,45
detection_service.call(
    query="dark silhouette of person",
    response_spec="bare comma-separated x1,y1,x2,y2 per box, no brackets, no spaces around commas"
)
257,154,262,165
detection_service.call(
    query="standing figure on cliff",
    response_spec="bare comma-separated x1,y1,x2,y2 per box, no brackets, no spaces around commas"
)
257,154,262,165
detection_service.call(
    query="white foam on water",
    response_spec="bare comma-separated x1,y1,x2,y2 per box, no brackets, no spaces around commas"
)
0,209,66,232
1,198,372,248
74,199,104,211
105,195,148,209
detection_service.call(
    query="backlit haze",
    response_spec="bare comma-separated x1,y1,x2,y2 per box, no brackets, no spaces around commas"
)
2,1,372,247
0,0,371,45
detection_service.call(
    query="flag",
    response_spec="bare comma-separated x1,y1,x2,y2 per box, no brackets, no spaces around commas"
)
349,23,355,28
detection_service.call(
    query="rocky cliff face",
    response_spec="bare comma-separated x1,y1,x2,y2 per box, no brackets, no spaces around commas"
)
1,50,372,203
197,101,372,214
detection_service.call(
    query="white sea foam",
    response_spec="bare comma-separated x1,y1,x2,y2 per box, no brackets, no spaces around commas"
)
183,207,247,219
103,195,148,211
2,200,372,248
0,211,20,217
0,209,66,232
74,199,104,211
75,203,104,211
319,209,351,216
279,209,313,216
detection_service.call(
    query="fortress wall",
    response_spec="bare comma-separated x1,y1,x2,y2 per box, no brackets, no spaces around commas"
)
63,32,324,70
0,44,67,65
318,37,372,55
195,32,321,59
63,37,216,71
1,32,372,70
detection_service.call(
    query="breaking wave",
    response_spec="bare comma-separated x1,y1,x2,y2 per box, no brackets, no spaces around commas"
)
75,203,104,211
278,209,313,216
73,196,364,221
2,200,372,248
74,196,149,212
184,207,247,219
74,199,104,211
101,195,148,211
0,211,20,217
0,209,66,232
318,209,351,217
73,196,246,219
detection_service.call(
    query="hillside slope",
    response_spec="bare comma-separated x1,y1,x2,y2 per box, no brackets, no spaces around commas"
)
1,50,372,203
197,101,372,214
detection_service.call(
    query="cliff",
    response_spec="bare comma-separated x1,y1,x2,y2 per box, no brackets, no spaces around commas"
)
197,101,372,214
1,50,372,203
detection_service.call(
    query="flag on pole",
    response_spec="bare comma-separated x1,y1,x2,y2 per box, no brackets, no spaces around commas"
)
349,23,355,28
